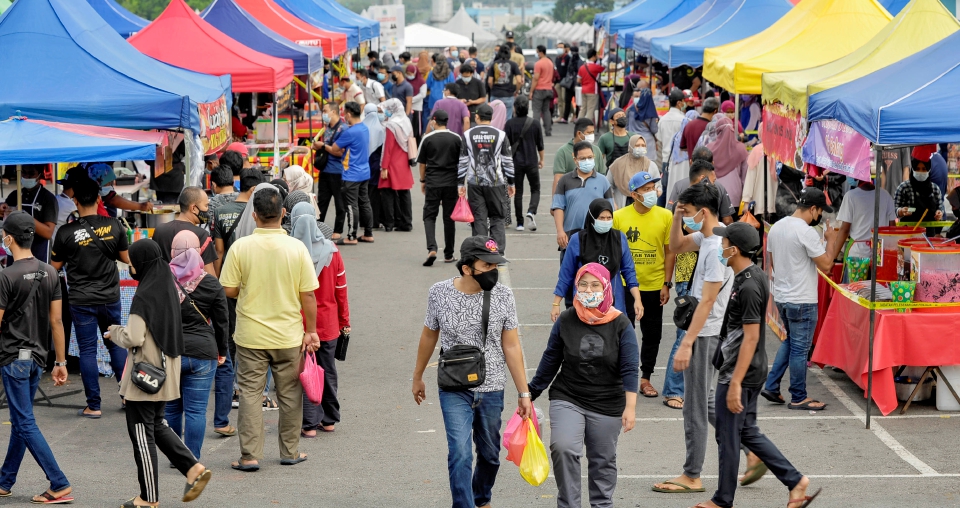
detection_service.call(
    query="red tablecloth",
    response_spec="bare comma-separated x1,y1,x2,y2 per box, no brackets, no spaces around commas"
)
811,295,960,415
812,263,844,348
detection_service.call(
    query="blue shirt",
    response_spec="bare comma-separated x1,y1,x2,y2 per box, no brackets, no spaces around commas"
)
426,72,455,115
550,170,613,233
337,123,371,183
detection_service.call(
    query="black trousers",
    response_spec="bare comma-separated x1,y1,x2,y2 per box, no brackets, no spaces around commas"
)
302,340,340,429
126,400,197,503
423,186,458,259
341,180,374,239
514,164,541,225
468,185,507,254
317,172,346,235
369,148,383,229
624,289,665,380
381,189,413,230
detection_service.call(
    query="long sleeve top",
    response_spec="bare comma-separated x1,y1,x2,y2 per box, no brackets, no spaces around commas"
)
310,251,350,342
110,315,182,403
554,232,638,312
179,275,229,360
458,125,515,187
379,130,415,191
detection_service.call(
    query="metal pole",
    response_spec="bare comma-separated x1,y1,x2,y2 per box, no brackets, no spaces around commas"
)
16,165,22,210
866,149,881,429
734,94,740,135
273,92,279,175
307,75,314,143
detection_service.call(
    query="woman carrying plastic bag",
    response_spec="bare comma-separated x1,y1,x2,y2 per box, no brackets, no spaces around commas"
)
527,263,639,506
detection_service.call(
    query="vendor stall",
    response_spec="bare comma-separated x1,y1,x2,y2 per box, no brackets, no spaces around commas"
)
617,0,708,48
0,117,164,165
234,0,349,57
84,0,148,38
274,0,374,49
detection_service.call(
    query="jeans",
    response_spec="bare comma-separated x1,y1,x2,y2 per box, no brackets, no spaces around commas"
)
165,356,217,460
213,351,234,429
0,360,70,493
467,185,507,254
438,389,504,508
765,302,818,403
513,165,540,226
317,172,345,234
71,302,127,411
661,281,689,398
531,89,553,136
423,186,459,259
494,96,515,120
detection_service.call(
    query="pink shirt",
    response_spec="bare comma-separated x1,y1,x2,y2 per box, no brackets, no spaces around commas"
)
534,57,554,90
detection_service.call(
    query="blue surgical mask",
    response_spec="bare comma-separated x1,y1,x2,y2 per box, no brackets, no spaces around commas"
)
718,246,732,267
20,178,37,190
682,209,704,231
378,112,386,122
847,176,858,187
99,187,112,197
384,110,393,118
578,158,595,173
914,171,929,182
322,113,331,125
641,190,657,208
593,219,613,234
377,73,386,81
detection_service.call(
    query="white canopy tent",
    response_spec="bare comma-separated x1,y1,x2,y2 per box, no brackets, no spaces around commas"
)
405,23,475,50
440,5,499,48
527,21,592,48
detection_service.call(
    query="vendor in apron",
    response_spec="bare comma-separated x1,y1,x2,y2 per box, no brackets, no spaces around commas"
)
0,164,58,263
895,150,945,237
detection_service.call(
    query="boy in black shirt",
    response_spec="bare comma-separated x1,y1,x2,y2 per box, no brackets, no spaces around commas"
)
697,223,818,508
456,64,487,123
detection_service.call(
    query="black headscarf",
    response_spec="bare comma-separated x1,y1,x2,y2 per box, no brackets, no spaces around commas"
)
128,240,184,358
579,198,622,280
619,76,639,109
907,158,938,222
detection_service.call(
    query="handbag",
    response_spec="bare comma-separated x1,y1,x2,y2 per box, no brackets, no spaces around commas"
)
300,351,325,404
437,291,490,391
130,347,166,395
673,277,730,331
313,122,344,171
334,329,350,361
559,74,575,89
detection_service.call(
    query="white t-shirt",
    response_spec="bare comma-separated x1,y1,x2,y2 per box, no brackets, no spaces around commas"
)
691,230,734,337
768,216,825,304
836,187,897,258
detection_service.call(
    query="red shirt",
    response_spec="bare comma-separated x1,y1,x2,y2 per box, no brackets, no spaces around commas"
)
578,62,604,95
305,251,350,341
680,117,710,160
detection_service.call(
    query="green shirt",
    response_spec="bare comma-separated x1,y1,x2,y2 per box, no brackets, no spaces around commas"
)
596,131,636,164
553,140,608,176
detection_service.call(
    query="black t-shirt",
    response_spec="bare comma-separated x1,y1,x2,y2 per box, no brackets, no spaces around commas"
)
51,215,127,306
211,200,247,256
416,130,463,188
504,117,544,169
152,220,218,265
179,275,229,360
0,259,61,367
718,264,768,388
489,59,521,98
5,186,58,263
456,78,487,115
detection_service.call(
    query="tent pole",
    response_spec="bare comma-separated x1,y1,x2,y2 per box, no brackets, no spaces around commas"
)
273,92,279,175
16,165,22,210
734,94,740,134
866,148,881,430
307,75,314,143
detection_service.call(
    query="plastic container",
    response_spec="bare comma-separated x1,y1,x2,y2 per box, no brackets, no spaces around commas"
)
845,257,871,283
877,226,923,282
890,281,916,313
898,238,949,281
937,365,960,411
913,244,960,303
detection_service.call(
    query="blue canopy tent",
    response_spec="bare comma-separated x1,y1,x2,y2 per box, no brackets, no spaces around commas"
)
273,0,361,49
808,29,960,144
619,0,708,48
0,117,160,165
594,0,651,31
596,0,690,35
630,0,735,54
84,0,147,38
203,0,324,74
882,0,911,15
0,0,230,133
649,0,793,68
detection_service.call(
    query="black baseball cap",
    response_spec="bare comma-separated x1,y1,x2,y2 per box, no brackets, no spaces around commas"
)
3,211,36,238
477,104,493,121
432,109,449,122
798,187,835,213
505,30,515,38
713,222,761,255
460,236,508,264
58,166,93,190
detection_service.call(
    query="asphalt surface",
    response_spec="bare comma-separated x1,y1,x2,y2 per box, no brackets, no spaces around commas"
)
2,119,959,507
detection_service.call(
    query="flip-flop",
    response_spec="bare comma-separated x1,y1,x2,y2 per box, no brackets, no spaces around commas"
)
740,462,768,486
0,490,10,497
280,453,308,466
761,389,786,404
213,426,236,437
182,469,211,502
30,491,74,504
300,430,317,439
319,425,335,433
651,481,705,493
120,499,151,508
230,461,260,472
358,236,375,243
423,253,437,267
335,239,357,246
77,408,101,419
789,487,822,507
788,400,827,411
663,397,684,410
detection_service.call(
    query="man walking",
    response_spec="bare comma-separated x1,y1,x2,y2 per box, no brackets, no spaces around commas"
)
487,47,523,121
458,104,516,254
504,96,544,232
554,42,574,124
552,141,613,251
0,212,73,504
577,49,604,122
390,65,414,115
456,65,487,125
529,45,555,137
658,89,687,167
221,188,320,471
418,110,464,266
430,83,471,137
314,102,347,239
763,188,836,411
552,118,607,193
320,102,374,244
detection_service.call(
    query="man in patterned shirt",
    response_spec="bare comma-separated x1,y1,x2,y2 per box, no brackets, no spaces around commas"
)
412,236,531,508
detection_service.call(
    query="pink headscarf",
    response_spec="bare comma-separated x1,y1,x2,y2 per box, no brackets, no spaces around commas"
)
573,263,622,325
169,230,206,300
490,100,507,130
706,116,748,178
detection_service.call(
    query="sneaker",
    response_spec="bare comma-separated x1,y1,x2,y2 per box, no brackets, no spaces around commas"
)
516,224,524,231
526,213,538,231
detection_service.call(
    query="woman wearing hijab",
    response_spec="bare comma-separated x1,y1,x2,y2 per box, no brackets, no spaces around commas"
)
282,165,312,194
551,198,642,321
597,108,636,166
109,240,211,507
619,76,640,110
380,98,416,232
234,183,277,240
363,103,387,229
665,110,698,203
425,55,454,115
531,263,638,508
896,150,945,236
489,99,508,130
163,231,229,459
607,135,661,209
289,203,351,437
627,88,659,158
407,64,428,145
707,116,749,208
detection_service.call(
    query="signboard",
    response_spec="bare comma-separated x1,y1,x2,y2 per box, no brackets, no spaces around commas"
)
198,96,230,155
761,103,805,168
801,120,872,181
368,5,404,54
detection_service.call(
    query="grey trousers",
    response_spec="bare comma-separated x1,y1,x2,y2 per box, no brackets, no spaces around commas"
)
532,89,553,136
549,400,622,508
681,335,750,479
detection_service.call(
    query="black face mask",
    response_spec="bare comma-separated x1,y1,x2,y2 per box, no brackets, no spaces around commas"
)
615,117,627,128
195,207,210,226
470,267,499,291
809,212,822,227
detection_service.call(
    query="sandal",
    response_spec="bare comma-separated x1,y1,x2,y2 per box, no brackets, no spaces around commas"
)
31,491,74,504
788,400,827,411
0,489,10,497
213,425,236,437
301,430,317,439
651,481,705,493
262,397,278,411
182,469,211,502
280,453,308,466
444,257,457,263
120,499,150,508
740,462,768,486
230,460,260,472
358,236,375,243
423,253,437,267
663,397,683,410
640,380,659,398
788,487,822,507
77,408,101,419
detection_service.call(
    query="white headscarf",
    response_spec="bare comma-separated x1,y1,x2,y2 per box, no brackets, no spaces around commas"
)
362,103,386,155
383,98,414,153
283,165,312,193
234,183,277,239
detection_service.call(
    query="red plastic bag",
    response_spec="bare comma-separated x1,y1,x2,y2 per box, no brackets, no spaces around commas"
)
502,410,541,451
299,351,325,404
451,196,474,223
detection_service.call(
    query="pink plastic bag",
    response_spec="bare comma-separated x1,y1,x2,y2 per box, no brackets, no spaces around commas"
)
451,196,474,223
503,410,541,466
300,352,325,405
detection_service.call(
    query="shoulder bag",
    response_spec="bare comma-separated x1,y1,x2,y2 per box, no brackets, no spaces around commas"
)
511,117,535,157
673,273,730,331
314,123,344,171
437,291,491,391
78,217,115,259
131,346,166,395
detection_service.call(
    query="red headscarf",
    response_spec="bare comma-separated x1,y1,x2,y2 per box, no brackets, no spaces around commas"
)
406,64,425,97
573,263,622,325
911,144,937,163
707,116,748,178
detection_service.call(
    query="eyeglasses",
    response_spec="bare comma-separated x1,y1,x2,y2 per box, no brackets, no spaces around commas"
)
577,281,604,292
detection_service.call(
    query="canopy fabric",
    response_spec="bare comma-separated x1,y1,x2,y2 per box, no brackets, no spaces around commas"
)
703,0,892,94
203,0,323,75
882,0,911,14
619,0,709,48
234,0,348,56
596,0,687,34
273,0,360,49
630,0,735,54
762,0,959,115
0,0,230,133
130,0,294,93
304,0,378,41
808,29,960,145
0,117,160,164
649,0,793,68
440,5,498,46
84,0,147,38
404,23,473,49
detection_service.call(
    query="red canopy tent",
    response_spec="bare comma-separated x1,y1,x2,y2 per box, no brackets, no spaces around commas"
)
129,0,294,93
234,0,348,57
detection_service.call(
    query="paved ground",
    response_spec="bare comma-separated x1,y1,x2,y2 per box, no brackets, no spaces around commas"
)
2,120,960,507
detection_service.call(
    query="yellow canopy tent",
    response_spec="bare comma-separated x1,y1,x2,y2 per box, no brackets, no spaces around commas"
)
703,0,891,94
762,0,960,115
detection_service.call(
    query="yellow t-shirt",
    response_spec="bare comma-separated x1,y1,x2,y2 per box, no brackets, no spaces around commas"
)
613,204,672,291
219,228,320,350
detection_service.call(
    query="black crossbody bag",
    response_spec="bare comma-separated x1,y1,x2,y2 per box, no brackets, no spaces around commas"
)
437,291,491,391
131,347,166,395
673,275,729,331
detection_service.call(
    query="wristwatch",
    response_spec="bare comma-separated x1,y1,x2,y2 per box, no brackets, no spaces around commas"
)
54,361,67,367
518,392,531,398
663,282,674,289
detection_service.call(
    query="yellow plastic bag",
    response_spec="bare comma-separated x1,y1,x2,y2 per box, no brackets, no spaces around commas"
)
519,417,550,486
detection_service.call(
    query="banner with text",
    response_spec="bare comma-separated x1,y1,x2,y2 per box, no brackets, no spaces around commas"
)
198,96,230,155
368,4,404,54
762,103,804,167
802,120,872,181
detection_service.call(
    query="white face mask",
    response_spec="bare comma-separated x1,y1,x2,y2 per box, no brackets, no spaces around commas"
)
914,171,929,182
583,133,595,144
632,147,646,158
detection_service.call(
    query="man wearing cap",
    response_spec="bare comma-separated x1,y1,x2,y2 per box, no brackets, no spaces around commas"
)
1,164,58,263
762,188,836,411
0,212,73,504
418,109,464,266
552,140,613,251
458,104,516,254
429,83,471,137
390,66,414,115
696,222,818,508
412,236,531,508
659,89,687,166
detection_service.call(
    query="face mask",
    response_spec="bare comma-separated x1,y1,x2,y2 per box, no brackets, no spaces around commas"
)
322,113,331,125
809,212,822,227
576,290,604,309
914,171,929,182
593,219,613,234
578,158,596,173
632,147,646,159
20,178,37,190
378,113,386,122
391,75,399,82
195,207,210,226
377,73,386,81
641,190,657,208
847,176,858,187
583,133,595,144
406,74,415,80
462,76,472,83
1,235,10,251
459,57,466,63
99,187,112,197
615,117,627,128
384,110,393,118
718,246,732,267
470,267,499,291
682,209,704,231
